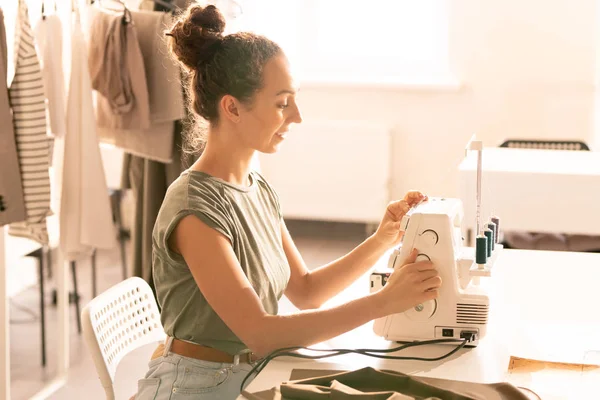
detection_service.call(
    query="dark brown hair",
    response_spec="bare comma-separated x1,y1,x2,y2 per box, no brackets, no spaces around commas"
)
166,4,282,150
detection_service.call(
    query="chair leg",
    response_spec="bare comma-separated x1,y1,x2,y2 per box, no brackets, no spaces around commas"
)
91,249,97,298
46,246,52,279
70,261,82,334
112,189,129,280
119,232,127,280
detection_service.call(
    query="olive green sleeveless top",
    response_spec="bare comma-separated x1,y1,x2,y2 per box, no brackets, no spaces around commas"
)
152,169,290,355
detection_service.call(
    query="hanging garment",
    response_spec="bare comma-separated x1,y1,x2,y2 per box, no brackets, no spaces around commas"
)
241,367,535,400
7,0,51,244
34,13,66,138
88,8,151,130
0,7,27,227
121,120,199,295
34,12,67,227
95,8,185,163
60,12,116,261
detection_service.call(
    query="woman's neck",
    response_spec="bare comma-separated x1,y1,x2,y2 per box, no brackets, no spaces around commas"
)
191,130,256,187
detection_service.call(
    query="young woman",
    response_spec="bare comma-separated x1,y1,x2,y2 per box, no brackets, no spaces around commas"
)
135,4,441,399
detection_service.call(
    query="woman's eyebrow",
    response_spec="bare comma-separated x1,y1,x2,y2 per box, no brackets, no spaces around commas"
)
275,88,299,96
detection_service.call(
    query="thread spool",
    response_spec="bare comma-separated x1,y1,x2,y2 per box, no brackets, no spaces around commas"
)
475,235,488,267
491,216,500,243
483,229,493,257
487,222,496,251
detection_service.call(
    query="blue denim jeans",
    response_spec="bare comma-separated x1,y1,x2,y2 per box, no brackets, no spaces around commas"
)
135,337,257,400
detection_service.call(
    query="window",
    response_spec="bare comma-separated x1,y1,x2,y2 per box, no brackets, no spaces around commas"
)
236,0,452,86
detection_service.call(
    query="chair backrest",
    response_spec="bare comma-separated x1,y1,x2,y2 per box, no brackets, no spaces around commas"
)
82,277,166,400
499,139,590,151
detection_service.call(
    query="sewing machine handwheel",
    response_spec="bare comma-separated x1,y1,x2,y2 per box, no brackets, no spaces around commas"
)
405,299,437,321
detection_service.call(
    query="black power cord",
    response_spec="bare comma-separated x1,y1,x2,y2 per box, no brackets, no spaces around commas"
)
240,335,473,392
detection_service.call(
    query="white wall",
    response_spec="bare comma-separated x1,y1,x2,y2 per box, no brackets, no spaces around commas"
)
10,0,597,216
265,0,598,201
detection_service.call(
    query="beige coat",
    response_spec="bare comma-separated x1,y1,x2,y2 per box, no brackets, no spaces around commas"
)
92,8,185,163
89,8,151,131
0,7,26,227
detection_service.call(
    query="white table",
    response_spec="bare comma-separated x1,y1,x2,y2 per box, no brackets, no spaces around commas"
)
457,148,600,242
239,248,600,399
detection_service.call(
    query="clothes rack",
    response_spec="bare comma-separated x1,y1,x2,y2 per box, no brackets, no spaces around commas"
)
1,225,71,400
1,227,8,400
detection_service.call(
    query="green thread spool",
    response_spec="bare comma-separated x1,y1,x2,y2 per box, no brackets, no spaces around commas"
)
476,235,488,265
483,229,493,257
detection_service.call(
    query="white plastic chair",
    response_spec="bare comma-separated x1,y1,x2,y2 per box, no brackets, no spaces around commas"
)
82,277,166,400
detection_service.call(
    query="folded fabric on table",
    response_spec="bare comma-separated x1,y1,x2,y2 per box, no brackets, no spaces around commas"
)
241,367,536,400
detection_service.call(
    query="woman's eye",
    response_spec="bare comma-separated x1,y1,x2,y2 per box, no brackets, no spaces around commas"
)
278,103,289,109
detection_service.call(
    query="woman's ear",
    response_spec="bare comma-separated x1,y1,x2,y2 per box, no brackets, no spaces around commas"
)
220,95,241,123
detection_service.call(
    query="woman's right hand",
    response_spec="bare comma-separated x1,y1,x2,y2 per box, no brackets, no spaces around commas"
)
377,248,441,316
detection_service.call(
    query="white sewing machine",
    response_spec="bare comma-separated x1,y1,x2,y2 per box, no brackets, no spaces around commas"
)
370,197,502,347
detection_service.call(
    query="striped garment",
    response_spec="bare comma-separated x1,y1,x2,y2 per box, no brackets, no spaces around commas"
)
7,0,51,244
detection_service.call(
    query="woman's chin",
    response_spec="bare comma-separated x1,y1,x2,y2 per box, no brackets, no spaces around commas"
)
263,144,283,154
262,139,286,154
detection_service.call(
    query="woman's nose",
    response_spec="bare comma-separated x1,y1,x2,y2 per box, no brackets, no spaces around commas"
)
290,103,302,124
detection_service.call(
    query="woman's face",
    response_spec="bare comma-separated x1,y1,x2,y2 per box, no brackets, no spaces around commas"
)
236,54,302,153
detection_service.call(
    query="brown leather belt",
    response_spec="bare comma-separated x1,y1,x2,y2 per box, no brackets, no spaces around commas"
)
151,338,259,364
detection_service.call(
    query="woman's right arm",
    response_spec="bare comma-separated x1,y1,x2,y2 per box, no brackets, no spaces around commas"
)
171,215,441,357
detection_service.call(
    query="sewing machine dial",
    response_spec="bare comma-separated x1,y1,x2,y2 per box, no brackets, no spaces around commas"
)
419,229,439,246
405,299,437,322
416,253,431,262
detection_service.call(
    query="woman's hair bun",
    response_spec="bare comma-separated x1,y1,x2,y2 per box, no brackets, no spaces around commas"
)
189,4,226,34
166,5,227,71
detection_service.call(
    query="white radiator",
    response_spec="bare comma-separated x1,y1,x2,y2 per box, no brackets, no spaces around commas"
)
258,119,392,224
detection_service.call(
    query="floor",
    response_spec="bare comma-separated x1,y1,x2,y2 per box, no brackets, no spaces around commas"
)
8,219,368,400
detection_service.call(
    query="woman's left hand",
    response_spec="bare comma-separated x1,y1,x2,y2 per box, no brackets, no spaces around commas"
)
373,191,428,248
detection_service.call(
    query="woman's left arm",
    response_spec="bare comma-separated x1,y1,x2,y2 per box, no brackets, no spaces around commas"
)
283,191,427,310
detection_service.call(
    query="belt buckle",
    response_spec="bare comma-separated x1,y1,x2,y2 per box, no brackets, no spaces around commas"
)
233,351,255,365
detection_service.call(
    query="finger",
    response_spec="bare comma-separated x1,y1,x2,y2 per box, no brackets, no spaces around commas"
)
414,261,436,272
407,248,419,263
418,269,439,282
404,191,427,206
386,200,410,220
421,276,442,290
398,248,419,267
423,289,439,300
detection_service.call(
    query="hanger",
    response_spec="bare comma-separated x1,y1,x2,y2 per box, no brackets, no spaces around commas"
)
90,0,132,24
120,0,133,24
41,0,58,20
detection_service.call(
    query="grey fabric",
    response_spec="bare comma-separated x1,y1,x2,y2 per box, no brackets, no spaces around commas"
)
503,231,600,252
0,6,27,227
241,367,535,400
